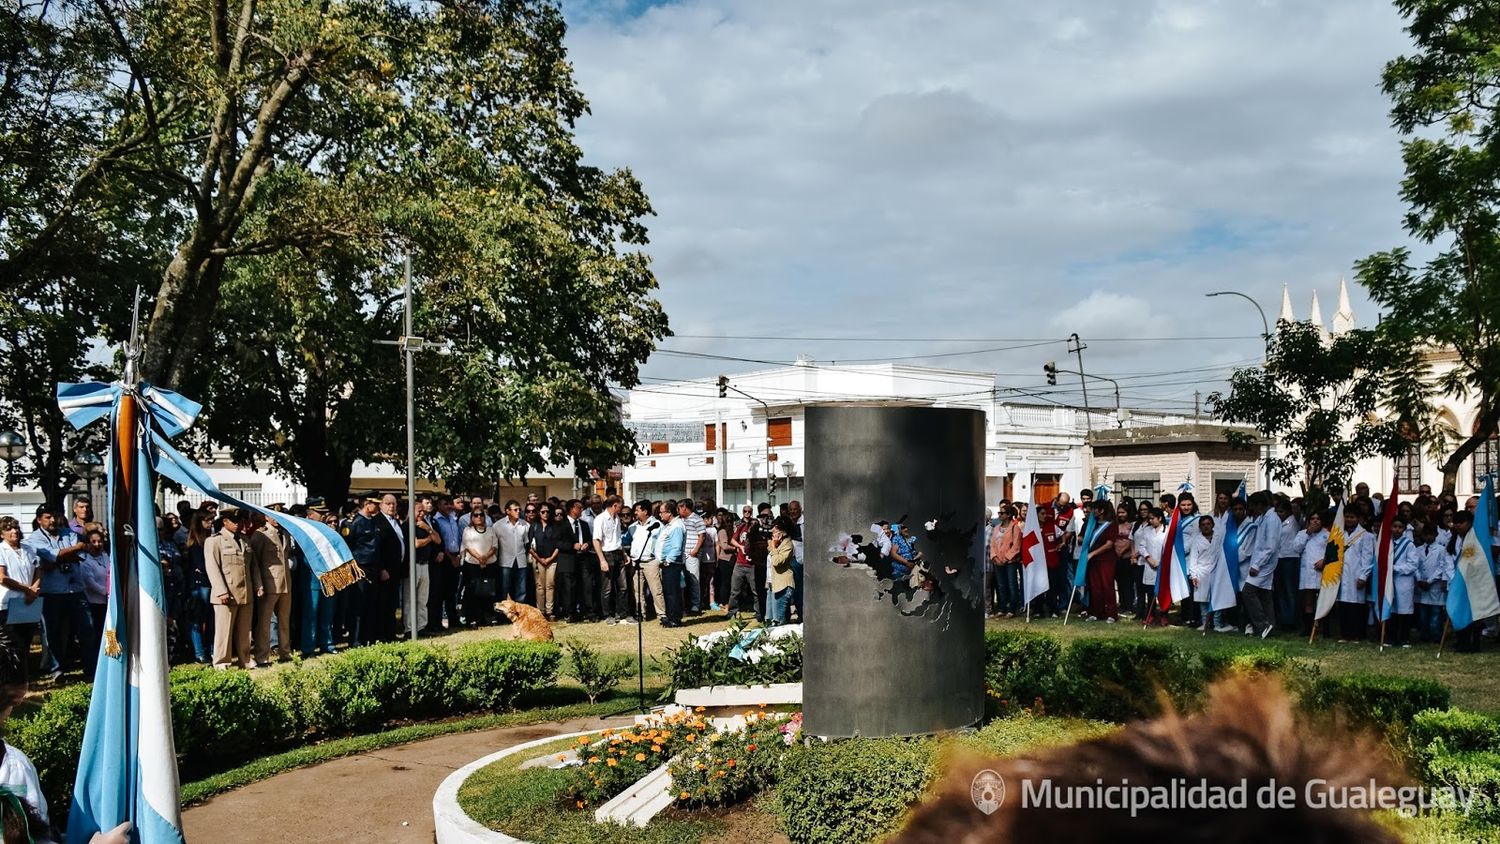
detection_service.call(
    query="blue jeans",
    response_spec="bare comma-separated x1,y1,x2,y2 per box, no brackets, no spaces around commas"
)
1417,603,1445,642
791,557,804,621
301,573,336,656
769,587,793,625
662,562,685,624
501,566,528,604
188,586,213,662
995,562,1019,613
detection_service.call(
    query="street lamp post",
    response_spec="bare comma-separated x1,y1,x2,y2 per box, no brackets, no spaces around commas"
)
1205,291,1270,353
376,255,452,641
781,460,795,501
1206,291,1273,493
0,431,25,491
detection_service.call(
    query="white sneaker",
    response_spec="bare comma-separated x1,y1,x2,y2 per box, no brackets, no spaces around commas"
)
1245,624,1254,635
1260,626,1273,640
1214,624,1237,633
1105,617,1116,624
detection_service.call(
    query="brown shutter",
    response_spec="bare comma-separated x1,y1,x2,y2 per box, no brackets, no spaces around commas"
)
768,417,792,447
705,423,717,451
649,442,669,454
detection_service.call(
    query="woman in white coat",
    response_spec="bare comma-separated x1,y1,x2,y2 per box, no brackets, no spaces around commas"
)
1388,518,1418,647
1295,512,1329,637
1187,515,1236,633
1336,507,1375,643
1134,508,1167,626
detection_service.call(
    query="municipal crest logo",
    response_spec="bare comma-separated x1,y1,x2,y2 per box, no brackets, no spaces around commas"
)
970,768,1005,815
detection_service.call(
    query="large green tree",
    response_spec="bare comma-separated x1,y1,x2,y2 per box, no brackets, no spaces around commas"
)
1355,0,1500,494
0,0,163,506
4,0,667,502
1208,321,1417,492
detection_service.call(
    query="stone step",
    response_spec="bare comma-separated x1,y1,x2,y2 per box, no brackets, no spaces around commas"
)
594,761,676,827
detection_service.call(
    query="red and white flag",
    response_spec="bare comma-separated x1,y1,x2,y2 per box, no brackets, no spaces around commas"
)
1020,504,1051,605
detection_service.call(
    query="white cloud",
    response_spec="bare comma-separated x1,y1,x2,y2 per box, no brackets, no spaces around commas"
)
562,0,1415,408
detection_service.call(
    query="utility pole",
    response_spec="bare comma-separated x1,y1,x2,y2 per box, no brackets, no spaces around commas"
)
1068,333,1092,433
1194,390,1201,423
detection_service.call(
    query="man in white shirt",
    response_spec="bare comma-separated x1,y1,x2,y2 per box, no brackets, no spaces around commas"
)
490,500,531,606
593,496,630,622
1241,492,1279,639
677,500,706,616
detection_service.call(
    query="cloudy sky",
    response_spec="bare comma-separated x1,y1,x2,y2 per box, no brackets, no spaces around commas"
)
559,0,1416,413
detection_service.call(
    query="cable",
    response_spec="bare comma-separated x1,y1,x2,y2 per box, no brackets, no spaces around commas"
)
667,333,1264,343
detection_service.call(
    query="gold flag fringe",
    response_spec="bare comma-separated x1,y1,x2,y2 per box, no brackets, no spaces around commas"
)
104,629,121,658
319,560,365,596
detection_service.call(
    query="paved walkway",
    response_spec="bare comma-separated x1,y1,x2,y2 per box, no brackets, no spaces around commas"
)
181,714,638,843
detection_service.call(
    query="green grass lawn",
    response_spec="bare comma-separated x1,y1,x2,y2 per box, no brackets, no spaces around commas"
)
987,615,1500,714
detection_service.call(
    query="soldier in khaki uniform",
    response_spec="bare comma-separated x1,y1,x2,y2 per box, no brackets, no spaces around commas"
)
251,508,293,665
205,508,261,669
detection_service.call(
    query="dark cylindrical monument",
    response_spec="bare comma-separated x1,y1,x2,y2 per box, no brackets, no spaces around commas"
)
803,405,987,738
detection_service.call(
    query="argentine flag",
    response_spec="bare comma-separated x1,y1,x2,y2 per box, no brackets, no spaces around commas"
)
1447,476,1500,630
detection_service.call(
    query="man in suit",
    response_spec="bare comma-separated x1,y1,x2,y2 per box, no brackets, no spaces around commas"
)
376,494,406,641
205,508,260,669
343,496,383,648
251,508,293,665
558,499,597,622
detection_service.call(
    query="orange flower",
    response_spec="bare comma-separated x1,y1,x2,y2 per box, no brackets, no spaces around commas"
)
746,744,757,752
607,759,617,767
695,706,705,712
576,800,584,809
634,752,646,762
651,744,662,752
727,759,737,767
758,703,767,709
589,756,600,764
680,791,690,800
577,737,590,745
686,734,697,743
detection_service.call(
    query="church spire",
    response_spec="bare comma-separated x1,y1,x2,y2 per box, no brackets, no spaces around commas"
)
1278,283,1295,326
1309,290,1331,345
1331,277,1356,336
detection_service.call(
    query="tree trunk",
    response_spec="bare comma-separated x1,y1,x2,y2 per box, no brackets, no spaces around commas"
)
1440,405,1500,496
140,232,226,390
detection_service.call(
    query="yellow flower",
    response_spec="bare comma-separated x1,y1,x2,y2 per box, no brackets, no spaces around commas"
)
695,706,705,712
589,757,600,764
577,737,590,745
680,791,690,800
634,752,646,762
607,759,617,767
686,734,697,743
758,703,767,709
651,745,662,753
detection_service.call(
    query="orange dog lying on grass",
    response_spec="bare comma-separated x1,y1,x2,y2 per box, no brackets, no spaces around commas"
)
498,599,554,642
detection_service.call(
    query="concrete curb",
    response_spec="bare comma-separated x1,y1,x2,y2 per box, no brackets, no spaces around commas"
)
432,729,596,844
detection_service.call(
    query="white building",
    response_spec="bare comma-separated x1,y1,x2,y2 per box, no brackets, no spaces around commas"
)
618,361,1219,508
1280,280,1495,499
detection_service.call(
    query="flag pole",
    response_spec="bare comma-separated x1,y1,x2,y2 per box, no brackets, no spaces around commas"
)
1062,588,1076,625
1308,617,1319,646
1379,617,1388,652
1437,618,1452,660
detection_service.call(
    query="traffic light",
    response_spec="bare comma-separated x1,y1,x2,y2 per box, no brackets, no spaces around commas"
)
1043,362,1057,386
717,375,728,398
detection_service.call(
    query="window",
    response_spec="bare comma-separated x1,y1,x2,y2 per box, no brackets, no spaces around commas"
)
1396,443,1422,494
767,417,792,448
1119,477,1160,503
649,442,669,455
704,423,716,451
1476,436,1499,489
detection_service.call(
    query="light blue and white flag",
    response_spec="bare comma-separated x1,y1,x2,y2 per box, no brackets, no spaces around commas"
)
1178,477,1195,495
1448,476,1500,630
58,380,359,843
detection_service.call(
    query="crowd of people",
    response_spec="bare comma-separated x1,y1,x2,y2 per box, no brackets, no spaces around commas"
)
984,482,1494,649
0,492,811,679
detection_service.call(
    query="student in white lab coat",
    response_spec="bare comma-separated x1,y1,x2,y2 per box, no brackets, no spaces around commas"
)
1241,492,1280,638
1337,505,1376,643
1414,521,1450,643
1135,508,1168,626
1187,515,1237,633
1388,517,1418,647
1295,512,1329,637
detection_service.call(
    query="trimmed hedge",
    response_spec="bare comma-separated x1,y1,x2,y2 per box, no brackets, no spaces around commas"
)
1302,673,1451,730
983,630,1063,711
773,737,938,844
1408,709,1500,768
7,639,561,817
1054,637,1203,720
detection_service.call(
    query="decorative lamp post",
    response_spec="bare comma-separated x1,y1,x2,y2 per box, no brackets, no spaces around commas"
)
0,430,25,491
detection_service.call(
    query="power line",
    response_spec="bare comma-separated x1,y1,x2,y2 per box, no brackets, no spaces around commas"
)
667,333,1264,343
